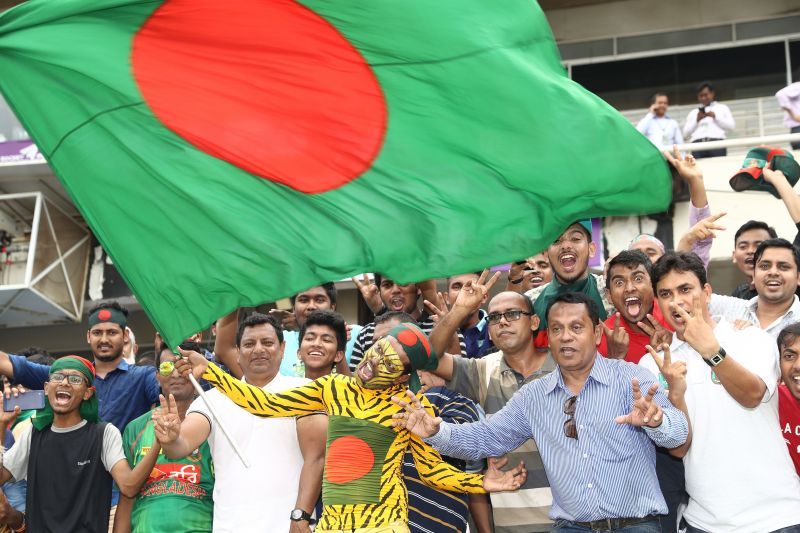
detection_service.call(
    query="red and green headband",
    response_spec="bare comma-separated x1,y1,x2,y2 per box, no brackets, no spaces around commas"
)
388,323,437,392
88,307,127,329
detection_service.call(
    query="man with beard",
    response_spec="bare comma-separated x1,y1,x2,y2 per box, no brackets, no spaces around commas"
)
163,322,526,533
599,250,673,364
0,356,159,532
155,313,325,532
777,323,800,476
114,343,213,533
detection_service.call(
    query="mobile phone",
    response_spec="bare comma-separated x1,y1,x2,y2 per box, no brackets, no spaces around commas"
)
4,390,45,412
698,106,706,114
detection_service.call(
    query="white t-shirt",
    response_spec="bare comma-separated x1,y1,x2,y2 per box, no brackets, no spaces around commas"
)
640,319,800,532
4,420,125,480
188,373,309,532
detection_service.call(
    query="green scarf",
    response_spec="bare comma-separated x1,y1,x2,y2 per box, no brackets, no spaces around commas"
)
533,274,607,331
388,323,438,393
33,356,100,430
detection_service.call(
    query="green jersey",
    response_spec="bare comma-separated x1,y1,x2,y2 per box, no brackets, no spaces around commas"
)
123,410,214,533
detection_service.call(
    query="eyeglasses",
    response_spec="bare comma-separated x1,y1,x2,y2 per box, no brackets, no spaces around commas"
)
49,373,87,386
563,396,578,440
486,310,533,325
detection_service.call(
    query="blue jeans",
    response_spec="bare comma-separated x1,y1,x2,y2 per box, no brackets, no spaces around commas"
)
685,524,800,533
552,518,660,533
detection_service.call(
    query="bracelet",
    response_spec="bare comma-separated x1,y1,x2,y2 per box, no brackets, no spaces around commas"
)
11,513,25,532
509,277,523,285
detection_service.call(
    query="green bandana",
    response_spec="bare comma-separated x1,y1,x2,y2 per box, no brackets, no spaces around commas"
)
388,323,437,392
533,275,607,331
88,307,127,329
33,356,100,431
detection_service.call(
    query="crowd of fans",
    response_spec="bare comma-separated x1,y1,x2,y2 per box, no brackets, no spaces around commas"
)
0,88,799,533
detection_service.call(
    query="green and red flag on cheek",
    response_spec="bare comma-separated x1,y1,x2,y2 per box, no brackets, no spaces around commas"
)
0,0,671,346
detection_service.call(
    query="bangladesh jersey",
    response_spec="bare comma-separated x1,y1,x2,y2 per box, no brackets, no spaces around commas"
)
123,410,214,533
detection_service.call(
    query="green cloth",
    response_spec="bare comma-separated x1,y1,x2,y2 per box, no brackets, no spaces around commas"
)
122,410,214,533
388,323,438,393
33,356,99,431
533,275,608,331
0,0,671,348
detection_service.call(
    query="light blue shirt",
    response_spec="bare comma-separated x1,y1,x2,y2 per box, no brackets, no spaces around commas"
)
636,112,684,149
279,324,361,376
426,355,688,522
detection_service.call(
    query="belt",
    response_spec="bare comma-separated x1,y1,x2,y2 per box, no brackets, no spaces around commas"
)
692,138,723,142
572,515,657,530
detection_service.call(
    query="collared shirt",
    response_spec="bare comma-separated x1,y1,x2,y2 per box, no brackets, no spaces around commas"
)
776,82,800,129
10,355,159,431
461,309,493,359
428,355,687,522
525,273,616,320
683,101,735,141
708,293,800,340
636,113,684,149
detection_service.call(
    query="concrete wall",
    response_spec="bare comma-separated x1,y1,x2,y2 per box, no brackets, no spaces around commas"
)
545,0,800,43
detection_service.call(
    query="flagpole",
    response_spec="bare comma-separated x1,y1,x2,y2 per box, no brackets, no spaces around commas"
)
187,373,249,468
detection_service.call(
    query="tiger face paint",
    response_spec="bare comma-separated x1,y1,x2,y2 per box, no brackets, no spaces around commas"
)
354,338,404,389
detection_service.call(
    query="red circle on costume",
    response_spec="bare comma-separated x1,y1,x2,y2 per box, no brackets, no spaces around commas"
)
325,436,374,484
132,0,387,194
397,329,418,348
97,309,112,321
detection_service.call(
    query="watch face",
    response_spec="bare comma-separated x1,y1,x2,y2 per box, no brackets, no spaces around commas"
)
291,510,302,520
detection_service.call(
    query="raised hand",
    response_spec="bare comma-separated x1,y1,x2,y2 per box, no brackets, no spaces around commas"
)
174,347,209,381
636,314,673,349
268,308,298,332
391,389,442,438
664,145,703,183
670,298,718,358
2,378,26,402
615,378,662,428
152,394,182,445
762,164,788,186
423,292,450,324
351,273,383,314
678,212,726,251
0,405,20,430
483,457,527,492
601,313,629,359
647,343,687,399
453,269,500,315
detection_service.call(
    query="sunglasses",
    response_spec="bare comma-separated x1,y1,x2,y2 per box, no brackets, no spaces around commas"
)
486,310,533,325
563,396,578,440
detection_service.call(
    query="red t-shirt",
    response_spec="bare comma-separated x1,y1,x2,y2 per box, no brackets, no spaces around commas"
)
598,301,673,364
779,384,800,476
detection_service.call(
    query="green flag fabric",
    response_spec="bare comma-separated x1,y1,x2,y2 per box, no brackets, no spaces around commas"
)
0,0,671,346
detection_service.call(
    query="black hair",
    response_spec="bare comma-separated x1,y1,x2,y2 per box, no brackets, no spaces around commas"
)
446,272,483,285
299,310,347,352
754,238,800,270
777,322,800,353
696,81,715,94
650,92,668,104
235,312,283,347
290,282,337,307
375,311,417,326
605,250,652,289
28,353,55,366
135,355,155,368
651,252,707,291
87,300,129,317
545,292,600,325
17,346,50,359
734,220,777,244
156,341,203,369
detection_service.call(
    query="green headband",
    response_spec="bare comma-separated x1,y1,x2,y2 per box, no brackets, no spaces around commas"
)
33,356,99,431
388,323,437,393
88,307,127,329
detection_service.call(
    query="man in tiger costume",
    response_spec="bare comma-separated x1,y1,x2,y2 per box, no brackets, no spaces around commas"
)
160,322,526,533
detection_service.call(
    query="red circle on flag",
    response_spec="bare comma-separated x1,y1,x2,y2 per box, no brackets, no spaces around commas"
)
325,436,374,484
98,309,112,321
397,329,418,348
132,0,387,194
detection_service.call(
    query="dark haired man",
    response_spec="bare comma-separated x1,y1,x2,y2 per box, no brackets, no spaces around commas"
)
730,220,778,299
297,310,347,380
637,92,683,149
445,272,494,358
683,81,734,158
155,313,325,532
777,323,800,476
395,291,689,532
640,252,800,532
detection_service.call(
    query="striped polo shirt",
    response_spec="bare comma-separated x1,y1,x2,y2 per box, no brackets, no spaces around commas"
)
447,350,556,533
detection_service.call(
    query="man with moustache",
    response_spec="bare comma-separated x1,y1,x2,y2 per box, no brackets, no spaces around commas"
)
730,221,778,300
426,270,556,532
639,252,800,532
155,313,325,532
506,253,553,294
114,343,214,533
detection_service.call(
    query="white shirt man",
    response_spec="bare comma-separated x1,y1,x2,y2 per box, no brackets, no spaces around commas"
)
637,93,684,149
776,82,800,130
683,100,735,142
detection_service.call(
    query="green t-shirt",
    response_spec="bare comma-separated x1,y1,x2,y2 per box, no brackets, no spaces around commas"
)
123,410,214,533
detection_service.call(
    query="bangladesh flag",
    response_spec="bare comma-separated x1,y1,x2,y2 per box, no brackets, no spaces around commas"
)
0,0,670,346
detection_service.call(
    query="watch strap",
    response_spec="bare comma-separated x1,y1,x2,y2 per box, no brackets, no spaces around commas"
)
704,346,726,367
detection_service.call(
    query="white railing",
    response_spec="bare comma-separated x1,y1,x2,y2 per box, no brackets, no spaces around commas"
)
676,133,800,153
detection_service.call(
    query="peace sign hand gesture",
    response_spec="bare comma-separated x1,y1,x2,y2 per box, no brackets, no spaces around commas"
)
669,299,719,359
391,389,442,438
615,378,662,428
152,393,182,445
646,343,687,400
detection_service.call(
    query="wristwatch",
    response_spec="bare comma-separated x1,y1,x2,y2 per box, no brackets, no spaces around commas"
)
290,508,315,524
704,346,726,367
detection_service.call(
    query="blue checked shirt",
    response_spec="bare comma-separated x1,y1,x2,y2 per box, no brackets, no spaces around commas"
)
425,355,688,522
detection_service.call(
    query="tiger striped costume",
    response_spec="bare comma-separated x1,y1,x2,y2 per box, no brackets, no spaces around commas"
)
202,361,486,530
